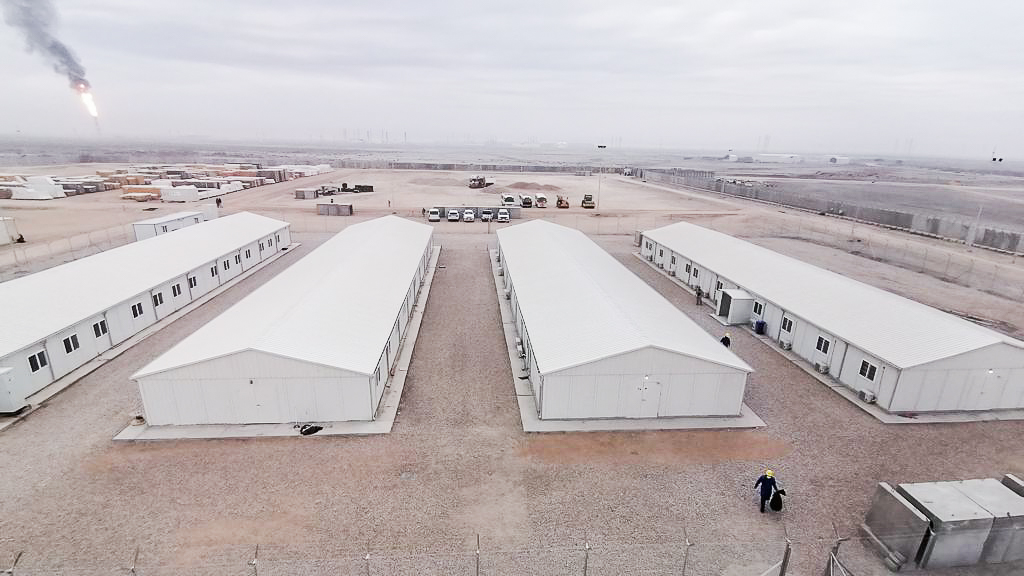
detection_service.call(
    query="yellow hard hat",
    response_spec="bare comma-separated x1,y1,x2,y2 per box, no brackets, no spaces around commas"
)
765,469,774,477
725,332,731,337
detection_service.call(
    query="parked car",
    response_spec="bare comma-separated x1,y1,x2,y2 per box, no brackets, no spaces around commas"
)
447,209,460,222
463,209,475,222
502,194,516,206
497,208,510,223
427,208,441,222
535,193,548,208
480,209,494,222
519,195,534,208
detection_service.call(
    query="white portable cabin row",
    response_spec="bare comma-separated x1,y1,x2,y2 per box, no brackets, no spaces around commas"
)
0,212,291,413
132,216,434,425
497,220,751,420
641,222,1024,414
132,211,205,241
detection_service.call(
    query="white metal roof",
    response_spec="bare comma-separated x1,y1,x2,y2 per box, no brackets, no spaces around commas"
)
497,220,751,375
644,222,1024,368
134,216,433,379
0,212,289,360
132,211,203,226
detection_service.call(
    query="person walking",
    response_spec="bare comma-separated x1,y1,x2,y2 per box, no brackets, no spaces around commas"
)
695,287,703,306
720,332,731,347
755,469,778,513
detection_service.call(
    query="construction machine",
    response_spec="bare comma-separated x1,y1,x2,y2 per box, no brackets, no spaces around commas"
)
556,195,569,208
581,194,595,209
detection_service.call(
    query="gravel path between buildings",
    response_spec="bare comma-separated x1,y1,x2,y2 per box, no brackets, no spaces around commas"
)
0,231,1020,576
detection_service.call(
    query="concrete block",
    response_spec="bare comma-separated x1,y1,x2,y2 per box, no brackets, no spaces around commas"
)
897,482,994,569
861,482,930,568
954,478,1024,563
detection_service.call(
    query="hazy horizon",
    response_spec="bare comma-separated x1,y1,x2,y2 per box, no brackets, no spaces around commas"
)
2,0,1022,159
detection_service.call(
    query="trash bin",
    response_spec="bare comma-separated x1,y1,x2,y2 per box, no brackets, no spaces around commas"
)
754,320,766,335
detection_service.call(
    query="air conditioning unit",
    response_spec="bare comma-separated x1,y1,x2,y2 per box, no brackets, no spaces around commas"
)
858,390,878,404
668,270,676,277
647,254,654,262
503,288,511,300
780,341,792,350
657,262,665,269
498,266,504,276
815,362,830,374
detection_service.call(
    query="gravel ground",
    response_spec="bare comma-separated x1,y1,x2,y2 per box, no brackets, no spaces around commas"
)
1,237,1024,573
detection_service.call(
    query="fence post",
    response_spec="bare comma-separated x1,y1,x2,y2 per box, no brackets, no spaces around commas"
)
582,540,591,576
476,534,480,576
247,544,259,576
778,540,792,576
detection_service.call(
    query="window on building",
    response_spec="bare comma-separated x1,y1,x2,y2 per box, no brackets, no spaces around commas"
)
658,249,663,257
62,334,80,354
172,284,181,297
131,302,144,318
670,255,676,265
781,317,793,333
194,217,201,223
753,301,764,316
161,225,168,232
815,336,830,354
268,238,273,247
259,242,264,251
92,320,107,338
859,360,878,381
210,266,218,277
245,249,251,259
188,276,198,289
152,292,164,307
716,281,723,291
685,263,691,273
234,255,241,265
693,269,699,278
28,350,48,373
223,259,230,270
276,233,280,243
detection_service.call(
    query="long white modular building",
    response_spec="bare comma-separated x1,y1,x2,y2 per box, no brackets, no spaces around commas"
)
132,211,205,240
0,212,291,413
132,216,434,425
497,220,752,420
641,222,1024,414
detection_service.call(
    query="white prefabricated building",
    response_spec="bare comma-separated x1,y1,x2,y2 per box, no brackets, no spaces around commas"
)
641,222,1024,414
497,220,752,420
132,211,205,240
132,215,434,426
0,212,291,413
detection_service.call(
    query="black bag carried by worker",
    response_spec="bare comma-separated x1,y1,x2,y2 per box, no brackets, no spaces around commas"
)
769,489,786,511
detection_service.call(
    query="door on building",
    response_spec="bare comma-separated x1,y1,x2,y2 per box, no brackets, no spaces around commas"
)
640,379,661,418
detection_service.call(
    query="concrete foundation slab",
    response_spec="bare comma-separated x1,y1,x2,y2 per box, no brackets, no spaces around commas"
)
114,245,441,441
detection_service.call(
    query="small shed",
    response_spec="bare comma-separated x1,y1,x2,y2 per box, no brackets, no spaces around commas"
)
295,187,319,199
716,289,754,325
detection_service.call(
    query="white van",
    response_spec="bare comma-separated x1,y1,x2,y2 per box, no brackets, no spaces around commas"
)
497,208,510,223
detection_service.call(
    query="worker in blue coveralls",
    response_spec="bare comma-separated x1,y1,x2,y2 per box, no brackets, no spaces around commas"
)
755,469,778,513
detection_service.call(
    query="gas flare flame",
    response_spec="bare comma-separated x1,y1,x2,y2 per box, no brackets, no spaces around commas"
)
80,91,98,118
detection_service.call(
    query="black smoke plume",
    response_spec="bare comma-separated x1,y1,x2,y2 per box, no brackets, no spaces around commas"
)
2,0,89,89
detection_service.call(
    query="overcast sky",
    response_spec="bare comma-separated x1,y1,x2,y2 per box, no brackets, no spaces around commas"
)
1,0,1022,157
